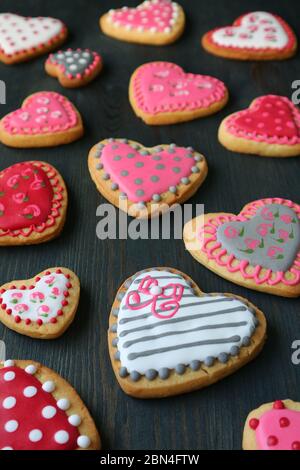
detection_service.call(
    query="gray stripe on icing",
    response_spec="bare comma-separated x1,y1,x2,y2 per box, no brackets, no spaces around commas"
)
127,336,241,361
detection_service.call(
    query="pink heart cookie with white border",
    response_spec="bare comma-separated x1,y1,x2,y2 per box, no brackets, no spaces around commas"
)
202,11,297,60
100,0,185,46
0,359,100,450
0,91,83,148
129,61,228,125
0,13,68,64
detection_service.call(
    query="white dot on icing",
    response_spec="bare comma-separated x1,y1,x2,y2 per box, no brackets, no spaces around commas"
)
66,57,74,63
29,429,43,442
42,381,55,392
150,286,163,295
3,360,14,367
25,364,37,375
77,435,91,449
68,414,81,427
1,447,13,450
69,64,78,71
54,430,69,444
82,52,90,58
23,386,37,398
4,371,15,382
57,398,70,410
41,405,57,419
2,396,16,409
4,420,19,433
78,58,87,64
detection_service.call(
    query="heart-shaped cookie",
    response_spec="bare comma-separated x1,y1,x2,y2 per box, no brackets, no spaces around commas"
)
0,359,100,450
243,400,300,450
0,268,80,339
184,198,300,297
88,138,208,218
219,95,300,158
108,267,266,398
100,0,185,45
0,91,83,148
129,61,228,125
202,11,297,60
0,161,67,245
45,49,103,88
0,13,68,64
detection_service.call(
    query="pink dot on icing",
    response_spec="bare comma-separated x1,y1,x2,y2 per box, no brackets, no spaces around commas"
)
276,126,283,132
262,112,269,117
275,118,282,124
258,122,265,129
245,118,252,123
286,121,295,128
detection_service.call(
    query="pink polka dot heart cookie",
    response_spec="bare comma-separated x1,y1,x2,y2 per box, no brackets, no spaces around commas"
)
88,138,208,218
0,360,100,450
100,0,185,46
219,95,300,157
202,12,297,61
0,91,83,148
0,13,68,64
129,62,228,125
0,267,80,339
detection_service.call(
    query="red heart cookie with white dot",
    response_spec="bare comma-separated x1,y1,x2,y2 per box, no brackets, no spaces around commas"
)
0,13,68,64
219,95,300,157
0,360,100,450
0,268,80,339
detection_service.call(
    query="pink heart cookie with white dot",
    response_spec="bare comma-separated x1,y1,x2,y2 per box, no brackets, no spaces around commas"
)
100,0,185,46
0,91,83,148
219,95,300,157
0,268,80,339
129,62,228,125
0,359,100,450
0,13,68,64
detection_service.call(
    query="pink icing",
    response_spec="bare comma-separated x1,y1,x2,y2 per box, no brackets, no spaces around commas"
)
101,142,196,202
200,198,300,286
225,95,300,145
2,92,78,135
132,62,227,115
109,0,178,33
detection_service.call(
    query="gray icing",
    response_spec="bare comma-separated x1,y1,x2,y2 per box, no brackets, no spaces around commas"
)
145,369,158,381
190,360,201,371
51,49,95,77
119,367,128,378
217,203,300,272
159,368,170,380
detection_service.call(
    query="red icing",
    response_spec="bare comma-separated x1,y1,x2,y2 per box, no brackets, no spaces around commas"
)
274,400,285,409
0,366,79,450
249,418,259,430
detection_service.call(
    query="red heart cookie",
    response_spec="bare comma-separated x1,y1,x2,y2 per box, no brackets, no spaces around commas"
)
219,95,300,157
0,360,100,450
129,62,228,125
0,161,67,245
202,11,297,60
0,13,68,64
0,92,83,148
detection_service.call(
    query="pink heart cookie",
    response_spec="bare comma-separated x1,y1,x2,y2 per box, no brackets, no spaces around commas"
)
0,91,83,148
88,139,208,218
202,12,297,60
219,95,300,157
129,62,228,125
100,0,185,46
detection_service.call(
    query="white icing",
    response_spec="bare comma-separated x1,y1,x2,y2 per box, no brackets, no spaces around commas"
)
4,420,18,433
23,386,37,398
0,13,64,55
56,398,70,410
77,435,91,449
28,429,43,442
42,380,55,392
25,364,37,375
68,414,81,426
117,270,256,374
3,371,15,382
54,430,69,444
41,405,57,419
2,396,16,409
212,12,289,50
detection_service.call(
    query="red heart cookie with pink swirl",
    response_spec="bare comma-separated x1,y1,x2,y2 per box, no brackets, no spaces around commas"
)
129,62,228,125
219,95,300,157
0,91,83,148
0,359,100,450
202,12,297,60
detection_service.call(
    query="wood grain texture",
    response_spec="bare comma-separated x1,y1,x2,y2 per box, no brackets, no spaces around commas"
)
0,0,299,450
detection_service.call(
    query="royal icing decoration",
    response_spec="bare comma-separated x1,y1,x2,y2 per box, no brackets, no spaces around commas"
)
249,401,300,450
202,199,300,286
0,162,63,238
111,269,258,380
47,49,101,79
132,62,227,115
0,13,65,56
107,0,180,34
95,139,203,203
0,361,91,450
210,12,295,51
225,95,300,145
0,271,71,325
2,92,78,135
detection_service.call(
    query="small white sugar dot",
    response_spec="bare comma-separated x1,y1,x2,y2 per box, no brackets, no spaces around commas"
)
4,371,15,382
66,57,74,63
78,58,87,64
68,414,81,427
54,430,69,444
25,364,37,375
77,435,91,449
82,51,90,58
1,447,13,450
4,420,19,433
65,50,72,56
29,429,43,442
23,386,37,398
56,53,64,59
2,396,16,409
41,405,57,419
3,360,14,367
42,380,55,392
69,64,78,71
57,398,70,410
150,286,163,295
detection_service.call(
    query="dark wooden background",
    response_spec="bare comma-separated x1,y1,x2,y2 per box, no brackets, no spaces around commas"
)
0,0,299,451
